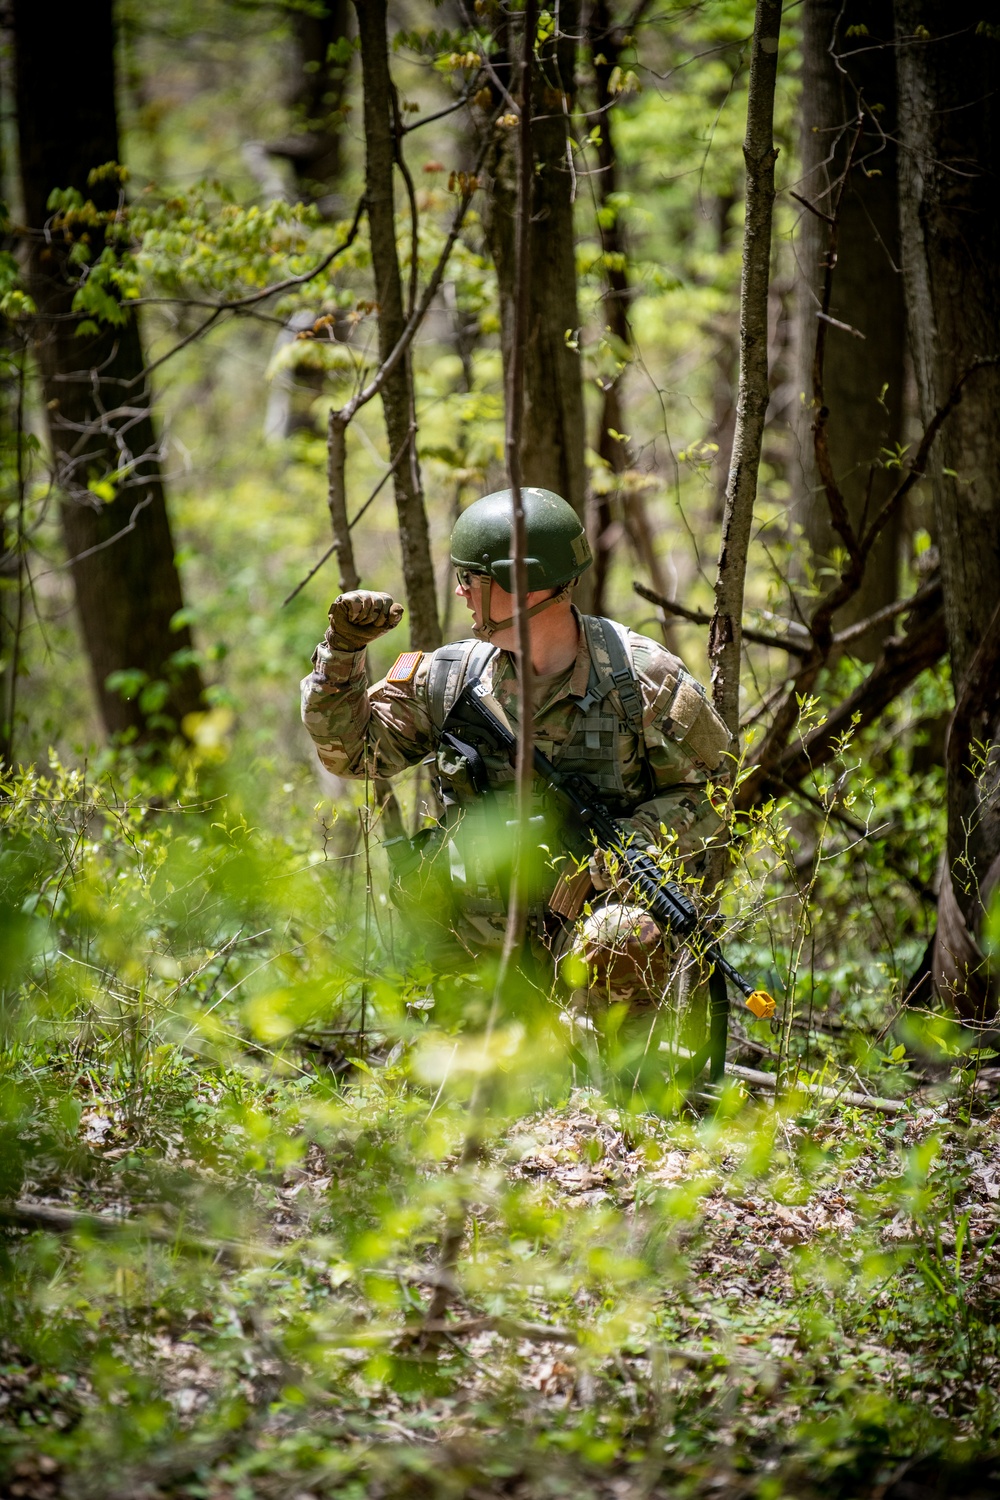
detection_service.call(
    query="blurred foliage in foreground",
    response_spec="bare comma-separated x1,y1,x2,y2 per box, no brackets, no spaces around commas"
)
1,724,998,1500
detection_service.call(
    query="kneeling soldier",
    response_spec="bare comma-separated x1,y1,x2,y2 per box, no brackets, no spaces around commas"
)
300,488,730,1004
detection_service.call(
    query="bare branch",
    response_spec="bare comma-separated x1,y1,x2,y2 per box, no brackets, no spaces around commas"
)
335,130,494,431
41,494,152,574
745,588,946,805
0,1200,281,1267
816,310,865,339
390,83,420,319
419,1316,579,1345
401,88,479,135
135,307,225,385
119,198,367,388
457,0,523,116
832,574,941,648
634,581,809,657
283,425,413,606
859,354,1000,562
742,357,999,802
790,188,835,224
809,115,868,594
776,777,936,903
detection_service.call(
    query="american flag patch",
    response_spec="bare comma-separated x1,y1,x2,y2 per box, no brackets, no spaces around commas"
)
386,650,423,684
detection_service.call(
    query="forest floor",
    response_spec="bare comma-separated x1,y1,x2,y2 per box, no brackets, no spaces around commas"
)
2,1050,999,1500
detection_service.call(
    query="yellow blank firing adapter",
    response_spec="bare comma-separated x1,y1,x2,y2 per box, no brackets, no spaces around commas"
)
745,990,776,1020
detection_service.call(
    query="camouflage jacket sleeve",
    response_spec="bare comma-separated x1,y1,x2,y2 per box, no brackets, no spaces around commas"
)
623,631,732,873
300,638,436,778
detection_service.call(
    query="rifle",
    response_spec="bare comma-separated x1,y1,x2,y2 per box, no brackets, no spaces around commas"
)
441,678,776,1085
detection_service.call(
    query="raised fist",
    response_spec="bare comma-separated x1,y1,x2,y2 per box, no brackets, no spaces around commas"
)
326,590,404,652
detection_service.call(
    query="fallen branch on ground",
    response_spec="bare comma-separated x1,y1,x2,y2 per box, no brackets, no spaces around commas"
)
420,1316,579,1344
0,1200,279,1264
1,1202,470,1293
413,1319,724,1365
725,1062,905,1112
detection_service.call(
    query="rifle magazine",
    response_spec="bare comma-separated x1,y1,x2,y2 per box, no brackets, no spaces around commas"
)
547,866,595,920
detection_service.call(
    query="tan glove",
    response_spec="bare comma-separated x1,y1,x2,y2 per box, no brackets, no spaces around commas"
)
326,591,404,652
589,845,615,893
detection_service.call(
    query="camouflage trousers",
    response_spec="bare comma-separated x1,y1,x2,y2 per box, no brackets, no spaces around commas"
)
435,897,673,1010
386,839,674,1008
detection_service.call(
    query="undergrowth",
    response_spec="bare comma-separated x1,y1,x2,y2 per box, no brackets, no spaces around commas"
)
1,725,998,1500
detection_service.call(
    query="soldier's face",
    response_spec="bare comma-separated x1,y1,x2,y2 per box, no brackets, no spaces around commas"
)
455,574,556,645
456,572,497,635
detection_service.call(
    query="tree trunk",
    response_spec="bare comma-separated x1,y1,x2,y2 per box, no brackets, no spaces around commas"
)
707,196,738,523
708,0,782,738
12,0,203,743
0,71,21,763
895,3,1000,1014
480,5,589,563
263,4,353,441
587,0,673,627
588,0,630,611
0,343,25,768
353,0,441,651
793,0,906,657
269,1,352,214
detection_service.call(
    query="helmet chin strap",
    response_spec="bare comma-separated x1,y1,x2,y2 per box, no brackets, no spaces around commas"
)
471,577,574,642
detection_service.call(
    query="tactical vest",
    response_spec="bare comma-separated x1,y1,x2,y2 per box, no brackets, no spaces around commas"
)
426,615,649,812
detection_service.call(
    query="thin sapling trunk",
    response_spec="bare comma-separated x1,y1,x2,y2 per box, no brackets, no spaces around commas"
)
708,0,781,739
498,0,538,980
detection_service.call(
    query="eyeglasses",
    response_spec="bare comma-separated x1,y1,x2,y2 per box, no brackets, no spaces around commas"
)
455,568,484,590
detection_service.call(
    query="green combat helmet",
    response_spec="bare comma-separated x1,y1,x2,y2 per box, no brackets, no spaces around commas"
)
450,486,593,640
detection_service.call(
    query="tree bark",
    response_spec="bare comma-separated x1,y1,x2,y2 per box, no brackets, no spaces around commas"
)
269,1,352,214
12,0,203,742
708,0,782,738
793,0,906,657
896,7,1000,688
895,3,1000,1012
259,5,353,441
588,0,631,611
0,49,22,762
480,5,589,556
587,0,672,627
0,343,26,768
499,0,538,974
353,0,441,651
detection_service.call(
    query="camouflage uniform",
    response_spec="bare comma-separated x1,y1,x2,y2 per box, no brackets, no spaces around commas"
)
301,610,730,998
